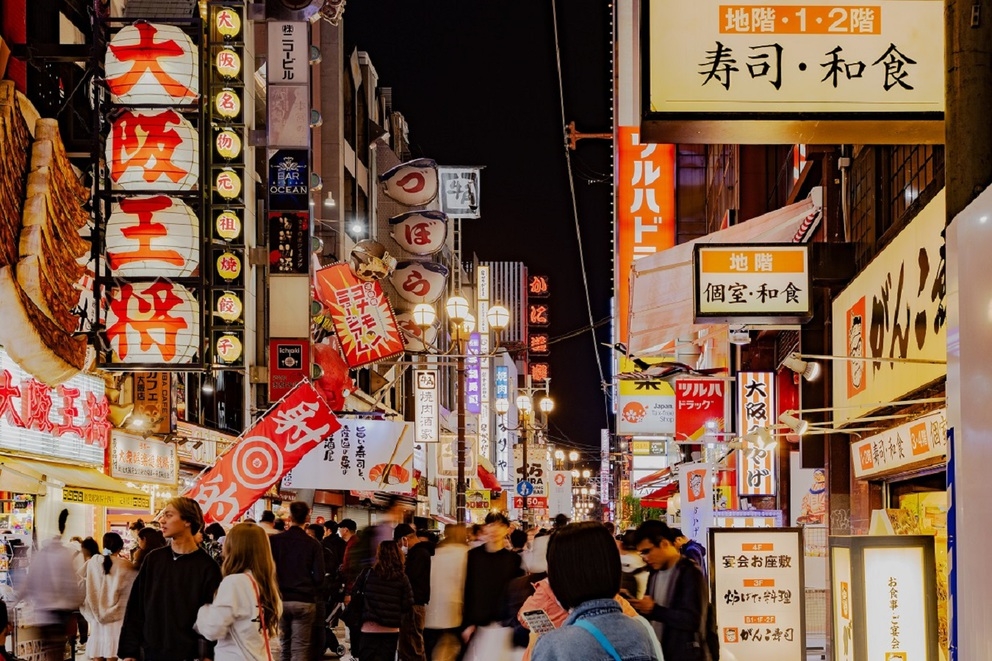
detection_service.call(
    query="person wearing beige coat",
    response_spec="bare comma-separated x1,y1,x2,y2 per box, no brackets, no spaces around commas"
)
84,533,136,661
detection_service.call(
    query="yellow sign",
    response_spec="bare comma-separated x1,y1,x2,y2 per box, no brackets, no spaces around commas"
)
215,170,242,200
215,334,243,364
216,251,242,280
215,130,242,160
215,210,242,240
62,488,150,510
466,489,491,510
215,292,243,322
215,49,242,79
214,89,241,118
214,8,242,38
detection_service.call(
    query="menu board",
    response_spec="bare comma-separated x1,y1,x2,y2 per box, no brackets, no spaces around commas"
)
710,528,806,661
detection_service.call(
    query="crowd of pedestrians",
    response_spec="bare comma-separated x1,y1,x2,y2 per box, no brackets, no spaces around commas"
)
16,496,722,661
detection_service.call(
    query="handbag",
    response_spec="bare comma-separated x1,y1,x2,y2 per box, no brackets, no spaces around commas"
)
341,568,370,629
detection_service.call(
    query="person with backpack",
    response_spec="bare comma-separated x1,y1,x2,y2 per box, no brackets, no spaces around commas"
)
354,541,413,661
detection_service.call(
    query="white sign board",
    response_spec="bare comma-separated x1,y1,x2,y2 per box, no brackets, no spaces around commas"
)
513,444,548,497
863,546,929,661
283,420,413,492
267,22,309,84
647,0,944,114
711,528,806,661
110,431,178,485
438,166,481,218
831,545,854,661
694,245,811,323
414,370,439,445
548,470,573,519
851,409,947,478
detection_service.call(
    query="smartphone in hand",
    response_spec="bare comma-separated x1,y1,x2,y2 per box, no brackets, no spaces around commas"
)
521,609,557,636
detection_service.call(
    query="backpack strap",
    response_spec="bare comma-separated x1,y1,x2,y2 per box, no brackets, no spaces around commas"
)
574,619,623,661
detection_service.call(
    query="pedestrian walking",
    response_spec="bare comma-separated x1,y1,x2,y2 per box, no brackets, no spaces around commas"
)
131,527,166,570
357,540,413,661
424,524,468,661
195,522,282,661
395,524,431,661
306,523,335,660
321,520,348,657
259,511,279,535
630,520,711,661
83,532,136,661
268,501,325,661
531,522,661,661
118,497,223,661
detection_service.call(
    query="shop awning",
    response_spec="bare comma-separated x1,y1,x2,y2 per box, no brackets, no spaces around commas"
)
627,196,821,356
477,457,502,492
0,457,150,508
640,484,678,509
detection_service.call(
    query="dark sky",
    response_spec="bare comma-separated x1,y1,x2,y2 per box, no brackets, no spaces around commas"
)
344,1,614,454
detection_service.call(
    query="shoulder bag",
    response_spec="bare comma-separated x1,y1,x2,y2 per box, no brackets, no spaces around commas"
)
574,619,623,661
245,573,274,661
341,568,370,629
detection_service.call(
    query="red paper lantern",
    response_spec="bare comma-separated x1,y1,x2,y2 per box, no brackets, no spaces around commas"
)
105,22,199,106
103,281,199,364
107,109,199,191
105,196,199,278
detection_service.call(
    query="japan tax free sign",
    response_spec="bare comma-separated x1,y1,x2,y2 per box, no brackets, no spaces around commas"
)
646,1,943,115
694,244,811,323
710,528,806,661
186,381,340,524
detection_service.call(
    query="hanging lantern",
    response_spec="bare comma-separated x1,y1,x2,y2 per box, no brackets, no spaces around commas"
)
215,129,242,160
107,109,199,191
390,261,449,304
214,169,242,200
396,311,439,353
103,281,199,365
105,196,199,278
214,49,242,79
389,210,448,255
214,8,242,38
215,210,242,241
214,292,243,323
215,334,243,364
216,251,242,281
214,88,241,119
379,158,439,207
105,22,199,105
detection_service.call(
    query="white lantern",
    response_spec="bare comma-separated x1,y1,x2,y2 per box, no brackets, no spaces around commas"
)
379,158,439,207
103,281,199,365
390,261,449,304
107,109,199,191
105,196,199,278
389,210,448,255
396,311,439,353
105,22,199,105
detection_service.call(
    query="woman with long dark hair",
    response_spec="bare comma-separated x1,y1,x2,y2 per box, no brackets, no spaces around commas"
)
83,532,136,661
358,540,413,661
131,527,166,570
195,522,282,660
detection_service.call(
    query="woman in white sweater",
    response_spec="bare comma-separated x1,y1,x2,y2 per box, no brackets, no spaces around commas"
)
84,532,136,661
195,522,283,661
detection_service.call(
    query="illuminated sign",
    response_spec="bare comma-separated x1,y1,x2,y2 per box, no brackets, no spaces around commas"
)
737,372,777,496
105,196,199,278
214,210,242,242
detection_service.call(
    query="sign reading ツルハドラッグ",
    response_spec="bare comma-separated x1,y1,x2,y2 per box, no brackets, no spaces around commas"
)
710,528,806,661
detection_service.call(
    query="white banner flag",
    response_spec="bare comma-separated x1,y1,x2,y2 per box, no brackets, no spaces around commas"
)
678,462,714,552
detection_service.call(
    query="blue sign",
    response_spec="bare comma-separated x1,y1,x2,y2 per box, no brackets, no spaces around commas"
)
495,365,509,401
268,149,309,211
516,480,534,497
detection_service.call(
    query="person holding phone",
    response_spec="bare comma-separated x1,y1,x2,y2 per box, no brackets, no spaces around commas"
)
531,523,661,661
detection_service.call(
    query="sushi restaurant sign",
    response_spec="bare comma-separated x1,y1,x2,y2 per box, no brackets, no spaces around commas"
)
283,419,414,492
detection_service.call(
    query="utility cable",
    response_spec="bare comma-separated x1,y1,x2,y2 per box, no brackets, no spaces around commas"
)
550,0,611,430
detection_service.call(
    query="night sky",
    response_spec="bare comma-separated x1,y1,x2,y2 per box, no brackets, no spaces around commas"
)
345,1,615,456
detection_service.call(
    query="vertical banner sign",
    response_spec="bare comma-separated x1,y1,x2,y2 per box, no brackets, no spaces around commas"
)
466,333,481,415
737,372,777,496
528,275,551,384
679,462,714,550
133,372,173,435
601,428,611,505
186,381,341,523
495,365,511,482
477,266,491,461
675,378,727,441
415,370,439,445
549,471,573,519
710,528,806,661
615,127,676,345
437,166,481,218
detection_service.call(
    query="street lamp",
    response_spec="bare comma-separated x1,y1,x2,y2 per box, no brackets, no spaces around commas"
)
497,376,553,528
554,449,565,470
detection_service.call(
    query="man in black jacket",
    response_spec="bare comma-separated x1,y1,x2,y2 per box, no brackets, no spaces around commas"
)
630,520,712,661
395,523,432,661
270,501,326,661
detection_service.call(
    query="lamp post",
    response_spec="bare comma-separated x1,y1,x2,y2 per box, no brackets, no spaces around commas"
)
414,296,511,524
497,376,553,528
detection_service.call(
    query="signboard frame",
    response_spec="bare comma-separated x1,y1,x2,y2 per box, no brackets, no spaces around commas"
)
710,527,807,661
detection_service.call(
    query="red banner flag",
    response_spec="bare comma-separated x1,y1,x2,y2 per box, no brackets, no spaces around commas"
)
185,381,340,523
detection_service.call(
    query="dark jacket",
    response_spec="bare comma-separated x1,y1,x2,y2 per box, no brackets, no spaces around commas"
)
323,533,347,573
644,557,710,661
462,546,523,628
361,567,414,628
405,541,433,605
682,540,707,578
270,526,326,603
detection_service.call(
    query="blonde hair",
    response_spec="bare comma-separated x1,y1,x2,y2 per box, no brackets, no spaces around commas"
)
221,523,282,637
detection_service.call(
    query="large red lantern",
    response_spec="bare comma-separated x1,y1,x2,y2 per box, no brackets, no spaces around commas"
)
389,210,448,256
390,261,449,305
107,109,199,191
105,22,199,106
105,196,199,278
103,281,199,364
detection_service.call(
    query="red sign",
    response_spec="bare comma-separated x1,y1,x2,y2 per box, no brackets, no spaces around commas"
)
513,496,549,509
315,264,405,369
528,275,550,298
107,109,199,191
269,339,310,401
186,381,340,524
103,281,200,365
674,377,726,441
0,366,110,448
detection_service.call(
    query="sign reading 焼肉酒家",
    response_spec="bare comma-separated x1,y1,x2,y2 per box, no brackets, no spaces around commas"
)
694,245,811,323
710,528,806,661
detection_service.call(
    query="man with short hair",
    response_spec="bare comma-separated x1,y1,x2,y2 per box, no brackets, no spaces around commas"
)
670,527,708,579
395,524,432,661
461,513,523,649
270,501,326,661
119,497,222,661
630,520,711,661
259,509,279,535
